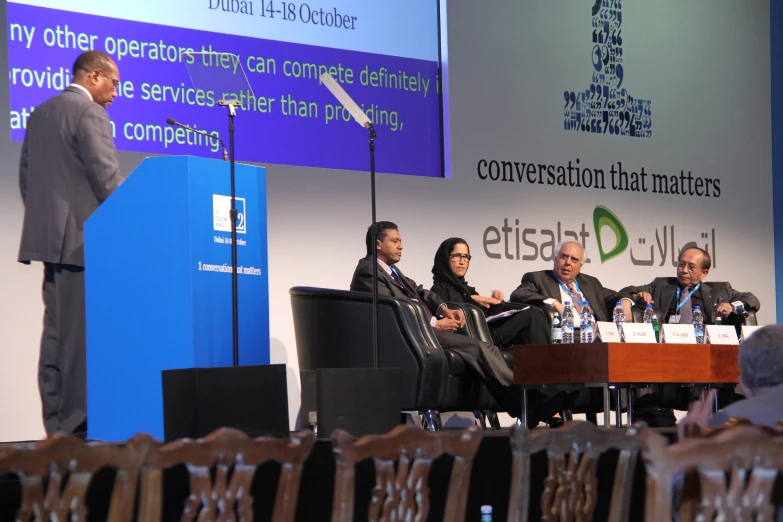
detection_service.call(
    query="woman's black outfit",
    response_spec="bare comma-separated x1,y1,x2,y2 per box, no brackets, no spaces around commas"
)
430,238,575,427
430,240,550,347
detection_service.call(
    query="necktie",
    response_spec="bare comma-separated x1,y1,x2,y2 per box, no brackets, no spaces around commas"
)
678,287,693,325
567,283,583,313
390,267,433,320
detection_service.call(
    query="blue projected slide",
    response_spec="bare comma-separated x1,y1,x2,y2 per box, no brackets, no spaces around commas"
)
7,0,444,177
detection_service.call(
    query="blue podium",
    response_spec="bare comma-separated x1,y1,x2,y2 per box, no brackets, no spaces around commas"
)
84,156,270,441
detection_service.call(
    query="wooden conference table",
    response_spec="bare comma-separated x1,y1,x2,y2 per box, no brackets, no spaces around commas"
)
512,342,740,428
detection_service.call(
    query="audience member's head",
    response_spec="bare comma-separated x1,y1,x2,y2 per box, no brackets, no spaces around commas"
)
552,241,584,284
365,221,401,264
738,324,783,397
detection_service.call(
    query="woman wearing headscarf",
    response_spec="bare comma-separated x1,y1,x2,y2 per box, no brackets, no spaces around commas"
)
430,237,551,348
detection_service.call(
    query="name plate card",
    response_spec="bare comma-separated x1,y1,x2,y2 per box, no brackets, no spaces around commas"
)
621,323,657,343
661,324,697,344
705,325,739,345
740,325,762,342
595,322,622,342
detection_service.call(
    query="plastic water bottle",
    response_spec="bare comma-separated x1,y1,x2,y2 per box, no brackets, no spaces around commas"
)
551,312,562,344
693,305,705,344
562,301,575,344
643,303,660,342
580,301,594,343
612,302,625,337
481,506,493,521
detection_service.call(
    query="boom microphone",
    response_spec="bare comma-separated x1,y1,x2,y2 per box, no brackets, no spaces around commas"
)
166,117,228,161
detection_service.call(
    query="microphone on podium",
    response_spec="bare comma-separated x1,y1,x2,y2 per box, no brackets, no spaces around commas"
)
166,117,229,161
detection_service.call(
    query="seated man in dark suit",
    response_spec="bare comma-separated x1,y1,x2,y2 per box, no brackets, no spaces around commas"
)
350,221,572,427
622,246,759,327
622,246,760,425
510,240,633,322
509,240,632,419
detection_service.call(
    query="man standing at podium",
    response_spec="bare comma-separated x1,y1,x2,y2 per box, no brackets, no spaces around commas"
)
18,50,124,436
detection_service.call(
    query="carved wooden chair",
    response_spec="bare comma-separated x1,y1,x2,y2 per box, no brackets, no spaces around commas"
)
331,424,482,522
670,417,783,522
137,428,315,522
642,423,783,522
507,420,645,522
0,433,154,522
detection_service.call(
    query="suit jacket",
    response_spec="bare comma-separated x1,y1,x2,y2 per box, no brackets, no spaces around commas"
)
350,257,445,315
18,86,124,266
509,270,626,322
710,383,783,428
621,277,760,325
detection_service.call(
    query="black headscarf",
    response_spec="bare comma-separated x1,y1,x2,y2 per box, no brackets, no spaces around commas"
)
431,237,477,299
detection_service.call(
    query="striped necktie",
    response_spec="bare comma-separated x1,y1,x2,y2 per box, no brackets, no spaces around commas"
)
567,282,583,313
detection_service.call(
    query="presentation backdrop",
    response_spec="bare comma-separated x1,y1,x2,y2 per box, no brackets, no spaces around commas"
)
6,0,444,176
0,0,775,440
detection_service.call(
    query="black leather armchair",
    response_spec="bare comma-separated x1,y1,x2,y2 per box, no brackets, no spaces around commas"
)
289,287,492,423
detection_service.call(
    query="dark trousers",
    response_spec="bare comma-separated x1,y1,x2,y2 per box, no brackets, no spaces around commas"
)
39,263,87,436
489,307,550,347
434,330,521,416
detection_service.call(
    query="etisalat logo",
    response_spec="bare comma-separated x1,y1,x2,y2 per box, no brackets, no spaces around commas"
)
593,205,717,267
563,0,652,138
483,205,718,268
593,205,626,262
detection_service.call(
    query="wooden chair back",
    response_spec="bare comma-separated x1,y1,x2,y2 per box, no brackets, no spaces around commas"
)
138,428,315,522
642,423,783,522
331,424,482,522
507,420,645,522
0,433,154,522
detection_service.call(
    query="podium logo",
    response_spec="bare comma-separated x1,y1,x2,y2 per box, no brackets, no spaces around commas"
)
593,205,628,263
563,0,652,138
213,194,247,234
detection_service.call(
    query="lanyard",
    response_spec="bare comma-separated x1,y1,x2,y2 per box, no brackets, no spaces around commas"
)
553,271,585,305
676,283,701,311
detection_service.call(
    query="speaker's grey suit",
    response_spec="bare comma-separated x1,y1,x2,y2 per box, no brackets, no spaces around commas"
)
18,86,124,435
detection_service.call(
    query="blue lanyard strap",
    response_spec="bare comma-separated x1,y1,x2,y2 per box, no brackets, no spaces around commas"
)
676,283,701,311
552,271,584,304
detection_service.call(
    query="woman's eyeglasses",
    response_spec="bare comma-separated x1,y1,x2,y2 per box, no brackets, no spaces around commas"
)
449,253,471,262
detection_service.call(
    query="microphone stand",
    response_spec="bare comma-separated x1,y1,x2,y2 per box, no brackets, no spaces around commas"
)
218,99,241,367
369,124,378,369
317,72,380,369
166,118,228,161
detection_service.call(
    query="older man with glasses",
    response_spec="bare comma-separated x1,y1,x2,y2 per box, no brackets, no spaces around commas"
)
621,246,760,426
623,246,759,328
18,50,125,437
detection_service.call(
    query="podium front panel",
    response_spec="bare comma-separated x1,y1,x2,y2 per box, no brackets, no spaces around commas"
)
85,155,270,441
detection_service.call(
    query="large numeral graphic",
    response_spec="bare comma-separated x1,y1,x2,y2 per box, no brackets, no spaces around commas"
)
563,0,652,138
